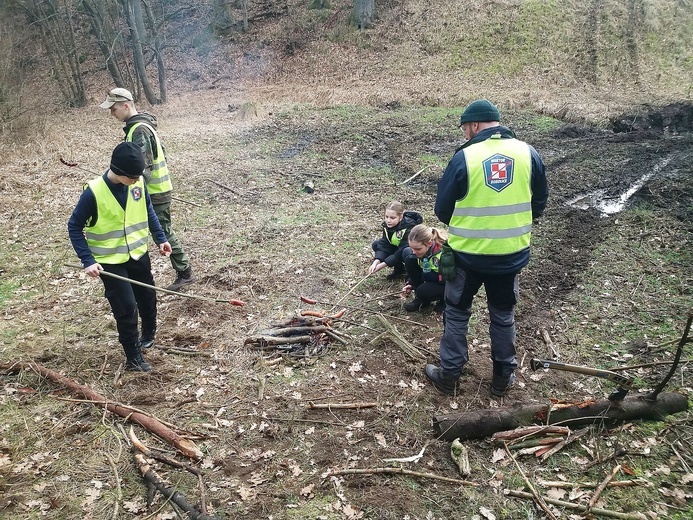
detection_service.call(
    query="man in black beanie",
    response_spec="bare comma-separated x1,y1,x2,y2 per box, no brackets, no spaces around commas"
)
68,142,172,372
424,99,548,397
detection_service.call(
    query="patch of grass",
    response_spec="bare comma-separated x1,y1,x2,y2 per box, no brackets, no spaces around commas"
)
0,279,19,308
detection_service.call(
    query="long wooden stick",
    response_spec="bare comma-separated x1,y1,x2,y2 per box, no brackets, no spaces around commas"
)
325,467,479,487
303,297,429,327
398,165,430,185
306,402,377,410
504,443,557,520
508,490,647,519
587,464,621,513
537,479,647,489
171,195,203,208
8,360,203,459
331,273,372,310
65,263,244,305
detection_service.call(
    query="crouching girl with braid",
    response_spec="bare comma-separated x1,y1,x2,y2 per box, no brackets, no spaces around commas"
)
402,225,448,312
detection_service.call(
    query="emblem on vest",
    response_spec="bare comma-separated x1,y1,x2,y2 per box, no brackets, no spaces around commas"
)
483,153,514,192
131,186,143,201
395,230,405,240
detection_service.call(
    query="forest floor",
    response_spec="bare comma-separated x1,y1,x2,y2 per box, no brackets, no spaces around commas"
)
0,92,692,519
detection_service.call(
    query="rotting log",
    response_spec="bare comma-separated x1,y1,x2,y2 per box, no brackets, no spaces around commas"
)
2,361,203,459
433,393,688,442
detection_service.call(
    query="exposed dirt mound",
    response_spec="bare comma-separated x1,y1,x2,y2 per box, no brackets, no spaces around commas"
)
611,102,693,135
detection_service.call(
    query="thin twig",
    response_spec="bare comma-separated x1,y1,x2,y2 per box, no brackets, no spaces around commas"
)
503,443,557,520
105,452,121,520
306,402,377,410
587,464,621,513
610,358,693,371
205,178,239,195
331,273,372,310
540,427,590,461
507,490,647,519
325,467,479,486
537,479,648,489
398,165,430,185
171,195,203,208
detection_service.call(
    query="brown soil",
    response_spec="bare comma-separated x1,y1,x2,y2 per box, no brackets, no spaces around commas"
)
0,94,691,519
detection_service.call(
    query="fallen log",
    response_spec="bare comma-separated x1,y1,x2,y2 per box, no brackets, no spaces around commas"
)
3,360,203,459
433,393,688,441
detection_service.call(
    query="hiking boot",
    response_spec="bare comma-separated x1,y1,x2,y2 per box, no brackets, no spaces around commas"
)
404,298,429,312
123,343,152,372
138,336,155,349
167,268,195,291
490,372,516,397
125,351,152,372
424,364,459,395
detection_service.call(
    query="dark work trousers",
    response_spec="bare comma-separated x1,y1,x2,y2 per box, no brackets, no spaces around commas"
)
100,254,157,352
153,201,190,273
439,266,519,379
404,252,445,303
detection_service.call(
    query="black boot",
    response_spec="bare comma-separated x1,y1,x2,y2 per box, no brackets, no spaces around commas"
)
424,364,459,395
124,344,152,372
490,372,515,397
167,267,195,291
138,336,155,349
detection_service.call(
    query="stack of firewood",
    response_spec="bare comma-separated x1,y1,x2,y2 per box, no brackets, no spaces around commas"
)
243,310,350,357
491,425,585,460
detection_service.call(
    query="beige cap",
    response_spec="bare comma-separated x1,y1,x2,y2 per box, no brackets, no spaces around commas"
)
99,87,134,108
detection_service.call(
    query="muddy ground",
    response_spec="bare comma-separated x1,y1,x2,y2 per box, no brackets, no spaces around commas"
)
0,98,691,519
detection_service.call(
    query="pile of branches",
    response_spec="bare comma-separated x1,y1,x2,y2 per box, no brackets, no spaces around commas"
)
243,309,349,357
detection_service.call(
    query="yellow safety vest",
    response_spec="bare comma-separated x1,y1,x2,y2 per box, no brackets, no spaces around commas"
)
388,229,406,246
418,247,442,273
85,177,150,264
448,135,533,255
126,122,172,194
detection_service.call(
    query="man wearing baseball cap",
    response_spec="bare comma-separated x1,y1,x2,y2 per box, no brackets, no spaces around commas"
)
100,87,195,296
68,142,172,372
424,99,548,397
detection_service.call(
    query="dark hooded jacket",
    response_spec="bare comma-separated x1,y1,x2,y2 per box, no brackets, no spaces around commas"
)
123,112,171,205
372,210,424,267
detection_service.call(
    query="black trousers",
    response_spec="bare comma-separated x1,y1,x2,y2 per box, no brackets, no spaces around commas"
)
404,251,445,303
101,254,157,350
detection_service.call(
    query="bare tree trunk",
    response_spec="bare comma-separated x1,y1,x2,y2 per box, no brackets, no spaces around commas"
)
82,0,127,88
121,0,159,104
17,0,86,106
354,0,374,29
142,0,166,102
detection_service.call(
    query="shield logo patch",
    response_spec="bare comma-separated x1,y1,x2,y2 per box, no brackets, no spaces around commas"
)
131,186,143,201
483,154,514,192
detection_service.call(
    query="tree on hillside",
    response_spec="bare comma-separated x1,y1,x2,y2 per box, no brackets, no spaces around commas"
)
82,0,167,104
12,0,87,107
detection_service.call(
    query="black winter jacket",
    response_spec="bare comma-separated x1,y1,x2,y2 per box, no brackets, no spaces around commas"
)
372,210,424,266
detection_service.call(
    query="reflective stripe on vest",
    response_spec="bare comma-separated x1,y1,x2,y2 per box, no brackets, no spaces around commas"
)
85,177,150,264
448,135,533,255
126,122,172,194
